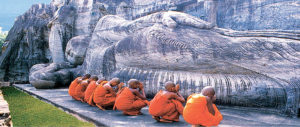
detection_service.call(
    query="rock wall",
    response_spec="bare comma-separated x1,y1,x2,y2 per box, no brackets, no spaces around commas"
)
0,4,54,83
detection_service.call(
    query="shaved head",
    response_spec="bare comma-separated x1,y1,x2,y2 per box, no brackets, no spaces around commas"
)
128,79,139,88
83,74,91,79
110,78,120,86
201,86,215,97
90,76,98,81
165,81,175,91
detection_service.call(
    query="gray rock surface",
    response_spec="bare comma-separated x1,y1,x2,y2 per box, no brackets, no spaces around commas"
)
0,4,54,83
0,90,12,127
65,35,91,65
120,0,300,30
29,62,74,89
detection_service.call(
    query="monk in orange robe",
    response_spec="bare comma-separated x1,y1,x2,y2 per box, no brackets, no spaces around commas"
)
149,81,185,122
68,74,90,99
84,77,106,104
88,79,109,106
183,86,223,127
114,79,149,116
73,76,98,102
91,78,124,110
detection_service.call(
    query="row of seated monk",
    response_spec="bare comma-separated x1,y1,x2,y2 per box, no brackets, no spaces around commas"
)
68,74,223,127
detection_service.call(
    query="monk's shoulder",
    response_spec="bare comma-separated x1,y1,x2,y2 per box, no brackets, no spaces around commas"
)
163,91,177,99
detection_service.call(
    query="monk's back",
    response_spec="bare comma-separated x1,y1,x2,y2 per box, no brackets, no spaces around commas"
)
68,77,81,97
84,81,97,102
115,87,136,110
93,81,109,98
183,94,222,126
149,90,172,115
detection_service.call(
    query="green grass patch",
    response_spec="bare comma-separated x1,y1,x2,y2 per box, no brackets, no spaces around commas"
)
1,87,94,127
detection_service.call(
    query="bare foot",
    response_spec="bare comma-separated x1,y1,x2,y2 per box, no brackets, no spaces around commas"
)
96,104,106,111
160,118,173,123
152,116,160,122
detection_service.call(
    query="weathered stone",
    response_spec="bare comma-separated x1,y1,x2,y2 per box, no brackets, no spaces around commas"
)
0,90,12,127
0,82,10,88
0,4,54,83
65,35,91,65
29,62,74,89
81,11,300,116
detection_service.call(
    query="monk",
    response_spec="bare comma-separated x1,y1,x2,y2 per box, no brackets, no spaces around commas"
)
114,79,149,115
91,78,124,110
73,76,98,102
149,81,185,122
84,77,106,104
68,74,91,98
183,86,223,127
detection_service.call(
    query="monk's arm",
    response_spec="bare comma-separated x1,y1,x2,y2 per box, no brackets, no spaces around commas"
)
169,93,185,103
176,92,185,103
133,90,147,100
206,96,215,115
105,86,117,96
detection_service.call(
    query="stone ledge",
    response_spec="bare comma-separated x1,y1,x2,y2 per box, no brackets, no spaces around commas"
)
0,82,10,88
0,90,12,127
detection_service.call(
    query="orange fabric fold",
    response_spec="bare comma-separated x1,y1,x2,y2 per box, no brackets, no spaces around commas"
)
93,85,115,108
88,81,108,106
149,90,183,121
84,81,97,103
68,77,81,97
183,94,223,126
73,80,89,101
114,87,149,115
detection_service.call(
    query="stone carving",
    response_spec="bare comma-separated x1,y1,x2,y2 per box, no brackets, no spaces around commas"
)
29,62,74,89
0,0,299,116
82,11,300,116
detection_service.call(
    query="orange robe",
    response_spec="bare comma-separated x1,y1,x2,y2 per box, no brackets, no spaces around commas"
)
68,77,81,98
88,81,108,106
84,81,97,103
93,84,116,108
149,90,183,121
183,94,223,126
73,80,89,101
114,87,149,115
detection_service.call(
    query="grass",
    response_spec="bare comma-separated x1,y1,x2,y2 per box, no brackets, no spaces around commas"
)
1,87,94,127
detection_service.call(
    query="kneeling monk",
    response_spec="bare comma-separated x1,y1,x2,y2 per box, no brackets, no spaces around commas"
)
149,81,185,122
68,74,91,98
92,78,124,110
183,86,223,127
73,76,98,102
84,77,106,104
114,79,149,115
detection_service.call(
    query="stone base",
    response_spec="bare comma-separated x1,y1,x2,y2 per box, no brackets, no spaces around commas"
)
0,90,12,127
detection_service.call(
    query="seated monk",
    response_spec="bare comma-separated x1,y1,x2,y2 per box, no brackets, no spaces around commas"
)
91,78,124,110
73,76,98,102
88,79,109,106
114,79,149,116
68,74,91,99
84,77,106,104
183,86,223,127
149,81,185,123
